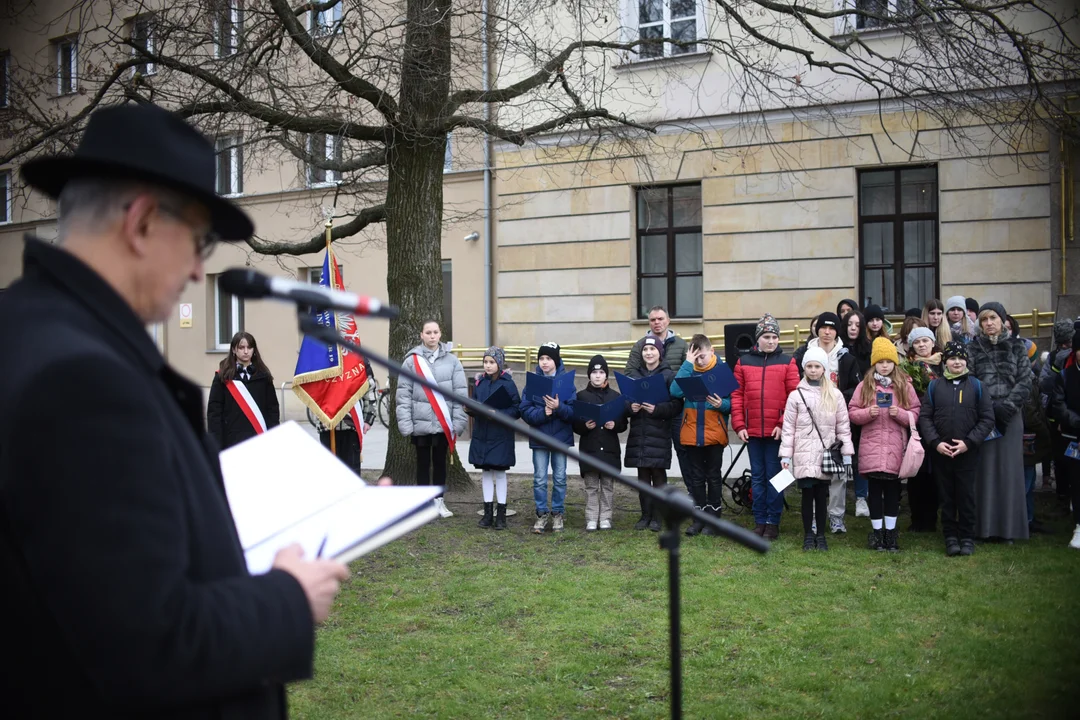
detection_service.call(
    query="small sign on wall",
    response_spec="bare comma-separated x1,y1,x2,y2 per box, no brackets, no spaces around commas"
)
179,302,193,328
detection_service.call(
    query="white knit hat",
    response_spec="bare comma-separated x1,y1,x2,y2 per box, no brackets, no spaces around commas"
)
945,295,966,313
907,327,936,345
802,346,829,370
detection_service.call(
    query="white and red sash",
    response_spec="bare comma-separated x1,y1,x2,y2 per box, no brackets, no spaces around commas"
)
225,378,267,435
413,353,455,454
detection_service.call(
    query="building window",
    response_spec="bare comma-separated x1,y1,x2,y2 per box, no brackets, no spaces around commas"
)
307,133,342,186
54,36,77,95
629,0,700,60
305,264,342,286
636,184,702,318
443,133,452,172
0,53,10,108
130,15,155,75
214,1,243,58
0,170,10,224
215,135,243,196
836,0,920,34
441,259,453,342
212,274,244,349
858,166,938,313
309,1,343,36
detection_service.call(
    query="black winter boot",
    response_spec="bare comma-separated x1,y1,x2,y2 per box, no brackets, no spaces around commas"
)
478,502,494,528
634,495,651,531
702,505,723,536
815,534,829,551
868,528,884,551
803,533,815,551
945,537,961,557
685,507,706,536
885,528,900,553
494,503,507,530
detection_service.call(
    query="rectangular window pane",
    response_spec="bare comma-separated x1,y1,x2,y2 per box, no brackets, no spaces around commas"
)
637,188,668,229
215,138,232,195
862,222,893,265
638,24,663,59
863,268,895,312
217,285,231,347
674,232,701,273
441,259,452,342
0,54,8,108
57,40,75,94
309,133,326,184
902,220,935,263
235,297,244,336
671,185,701,226
675,275,702,317
903,266,935,311
900,167,937,213
640,234,667,275
860,170,895,215
1,172,9,223
671,0,697,18
639,0,663,24
132,18,154,75
670,19,696,54
639,277,667,318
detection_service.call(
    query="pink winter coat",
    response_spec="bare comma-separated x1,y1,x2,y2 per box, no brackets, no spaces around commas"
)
779,379,855,481
848,379,921,476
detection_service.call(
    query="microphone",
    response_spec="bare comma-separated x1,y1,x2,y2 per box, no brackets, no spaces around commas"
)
218,268,399,319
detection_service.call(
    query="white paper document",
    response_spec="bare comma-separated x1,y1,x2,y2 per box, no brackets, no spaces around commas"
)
220,422,443,574
768,468,796,493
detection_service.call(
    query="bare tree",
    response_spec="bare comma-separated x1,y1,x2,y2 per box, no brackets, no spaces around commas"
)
0,0,1076,483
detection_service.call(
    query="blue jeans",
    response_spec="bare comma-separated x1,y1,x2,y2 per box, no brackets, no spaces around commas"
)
533,448,567,515
852,454,868,499
1024,465,1035,525
748,437,784,525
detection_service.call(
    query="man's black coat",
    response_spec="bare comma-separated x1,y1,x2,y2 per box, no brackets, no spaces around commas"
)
0,239,314,718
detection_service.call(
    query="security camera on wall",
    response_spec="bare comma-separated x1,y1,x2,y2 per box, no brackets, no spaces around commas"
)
464,231,480,242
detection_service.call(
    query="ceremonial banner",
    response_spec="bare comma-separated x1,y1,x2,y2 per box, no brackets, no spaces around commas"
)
293,243,369,445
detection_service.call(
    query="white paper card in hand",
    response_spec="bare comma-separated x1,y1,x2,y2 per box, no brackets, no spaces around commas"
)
219,421,443,574
769,468,796,492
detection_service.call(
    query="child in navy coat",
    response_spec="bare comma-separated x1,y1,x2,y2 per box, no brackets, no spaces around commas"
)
521,342,576,533
468,347,521,530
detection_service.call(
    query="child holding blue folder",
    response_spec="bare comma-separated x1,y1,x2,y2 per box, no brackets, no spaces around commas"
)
521,342,576,533
573,355,628,530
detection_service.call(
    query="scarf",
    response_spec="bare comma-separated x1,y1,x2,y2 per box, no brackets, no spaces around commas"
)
916,352,942,367
943,367,970,380
874,373,893,388
806,378,821,387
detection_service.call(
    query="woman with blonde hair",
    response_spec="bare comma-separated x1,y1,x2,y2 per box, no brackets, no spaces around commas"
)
922,299,953,350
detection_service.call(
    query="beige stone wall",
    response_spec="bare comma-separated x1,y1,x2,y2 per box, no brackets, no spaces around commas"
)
493,108,1055,348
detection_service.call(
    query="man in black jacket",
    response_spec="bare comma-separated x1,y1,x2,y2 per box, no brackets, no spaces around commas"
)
0,105,348,718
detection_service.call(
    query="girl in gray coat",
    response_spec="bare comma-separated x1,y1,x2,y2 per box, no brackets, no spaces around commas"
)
396,320,468,517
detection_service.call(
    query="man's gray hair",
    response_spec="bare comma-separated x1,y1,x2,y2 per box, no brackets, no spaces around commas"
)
648,305,669,317
56,177,191,241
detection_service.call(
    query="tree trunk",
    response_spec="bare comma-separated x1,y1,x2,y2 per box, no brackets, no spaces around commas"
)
383,0,470,489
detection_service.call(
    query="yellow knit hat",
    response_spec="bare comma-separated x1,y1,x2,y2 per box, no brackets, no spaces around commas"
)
870,336,899,365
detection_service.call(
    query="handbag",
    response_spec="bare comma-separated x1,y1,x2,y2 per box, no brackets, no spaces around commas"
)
898,412,926,479
796,388,845,475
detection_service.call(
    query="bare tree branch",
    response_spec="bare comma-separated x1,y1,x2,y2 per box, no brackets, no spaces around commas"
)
247,204,387,255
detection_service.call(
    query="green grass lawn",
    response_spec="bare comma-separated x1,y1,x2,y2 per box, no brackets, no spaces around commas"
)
289,476,1080,719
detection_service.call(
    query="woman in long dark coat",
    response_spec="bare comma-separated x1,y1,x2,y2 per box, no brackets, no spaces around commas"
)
968,302,1031,542
206,331,279,449
468,347,521,529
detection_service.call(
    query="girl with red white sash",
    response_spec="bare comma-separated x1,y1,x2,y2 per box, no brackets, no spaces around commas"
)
396,319,468,518
207,332,280,449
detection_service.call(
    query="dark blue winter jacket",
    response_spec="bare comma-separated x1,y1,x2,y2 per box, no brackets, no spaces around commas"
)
520,363,576,449
468,371,521,470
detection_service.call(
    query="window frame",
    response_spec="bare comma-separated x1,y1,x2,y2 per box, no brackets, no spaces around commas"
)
441,258,453,342
130,15,156,76
0,170,11,224
623,0,705,62
857,165,939,314
0,52,10,108
54,36,78,96
214,0,243,58
212,274,244,350
214,134,243,196
309,1,343,36
834,0,924,35
307,133,342,187
635,183,703,319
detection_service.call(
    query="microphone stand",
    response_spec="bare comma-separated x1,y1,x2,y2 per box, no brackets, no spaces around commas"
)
297,311,770,720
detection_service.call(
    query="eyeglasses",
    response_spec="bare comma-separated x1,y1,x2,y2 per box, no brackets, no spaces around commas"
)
157,203,220,259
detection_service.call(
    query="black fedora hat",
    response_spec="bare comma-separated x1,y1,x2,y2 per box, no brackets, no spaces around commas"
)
21,103,253,240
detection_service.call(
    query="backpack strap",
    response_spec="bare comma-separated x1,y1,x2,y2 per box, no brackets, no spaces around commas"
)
926,379,937,409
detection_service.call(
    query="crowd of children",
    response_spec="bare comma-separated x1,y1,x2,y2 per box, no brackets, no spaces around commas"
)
446,298,1080,554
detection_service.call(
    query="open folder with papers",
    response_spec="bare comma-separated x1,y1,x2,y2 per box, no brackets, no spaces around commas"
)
219,422,443,574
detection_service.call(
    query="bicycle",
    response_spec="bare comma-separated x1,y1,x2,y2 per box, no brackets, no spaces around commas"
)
375,379,391,428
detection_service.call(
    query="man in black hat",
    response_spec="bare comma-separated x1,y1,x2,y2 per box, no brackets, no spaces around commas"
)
0,104,348,718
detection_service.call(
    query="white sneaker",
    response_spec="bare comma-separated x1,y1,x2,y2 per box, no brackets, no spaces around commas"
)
533,512,550,534
1070,525,1080,550
586,520,598,532
855,498,870,518
830,516,847,534
552,513,565,532
599,519,612,530
434,497,453,518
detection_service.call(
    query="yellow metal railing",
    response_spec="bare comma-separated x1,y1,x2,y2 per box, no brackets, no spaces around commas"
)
452,309,1058,368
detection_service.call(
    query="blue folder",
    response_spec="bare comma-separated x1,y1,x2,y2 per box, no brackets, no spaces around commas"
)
574,397,627,426
482,385,514,410
674,364,739,403
524,369,576,401
614,371,671,406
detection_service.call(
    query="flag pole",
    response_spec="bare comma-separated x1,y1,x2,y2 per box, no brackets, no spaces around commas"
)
325,213,336,458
